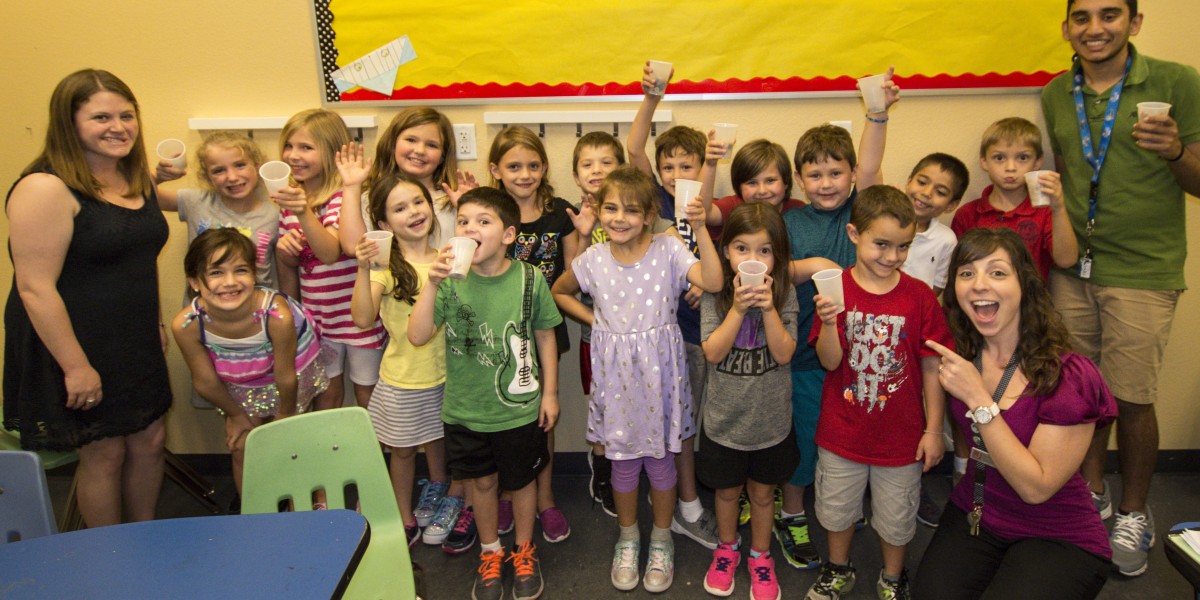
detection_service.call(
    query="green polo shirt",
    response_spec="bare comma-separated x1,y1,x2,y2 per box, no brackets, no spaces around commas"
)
1042,46,1200,290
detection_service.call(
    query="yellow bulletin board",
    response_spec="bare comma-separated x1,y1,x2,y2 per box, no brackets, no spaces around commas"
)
312,0,1070,104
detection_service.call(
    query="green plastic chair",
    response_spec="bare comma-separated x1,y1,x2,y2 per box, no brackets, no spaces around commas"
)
241,407,416,600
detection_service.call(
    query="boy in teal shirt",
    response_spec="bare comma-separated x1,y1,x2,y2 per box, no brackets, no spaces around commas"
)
776,87,892,570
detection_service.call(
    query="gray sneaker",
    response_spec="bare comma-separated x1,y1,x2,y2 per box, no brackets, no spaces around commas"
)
471,547,504,600
509,541,543,600
1092,480,1113,520
1110,506,1155,577
670,505,719,549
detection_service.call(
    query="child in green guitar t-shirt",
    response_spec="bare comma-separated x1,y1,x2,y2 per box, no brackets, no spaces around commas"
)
409,187,562,599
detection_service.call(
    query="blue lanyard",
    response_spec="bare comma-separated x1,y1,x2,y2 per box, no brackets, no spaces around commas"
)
1072,54,1132,242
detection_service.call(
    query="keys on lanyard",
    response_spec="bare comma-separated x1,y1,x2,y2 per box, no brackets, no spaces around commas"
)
968,505,983,536
1072,55,1132,279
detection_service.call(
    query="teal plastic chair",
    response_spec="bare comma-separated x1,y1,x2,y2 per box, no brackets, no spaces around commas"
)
241,407,416,600
0,450,58,542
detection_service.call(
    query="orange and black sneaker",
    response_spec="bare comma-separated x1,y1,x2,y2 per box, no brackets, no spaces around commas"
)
509,540,544,600
472,547,504,600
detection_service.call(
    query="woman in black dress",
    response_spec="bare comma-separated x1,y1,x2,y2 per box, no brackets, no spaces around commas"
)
4,69,172,527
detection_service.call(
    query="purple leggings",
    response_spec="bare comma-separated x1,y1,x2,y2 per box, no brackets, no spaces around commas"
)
610,454,678,493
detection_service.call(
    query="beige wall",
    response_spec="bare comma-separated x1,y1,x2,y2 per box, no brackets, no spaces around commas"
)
2,1,1198,454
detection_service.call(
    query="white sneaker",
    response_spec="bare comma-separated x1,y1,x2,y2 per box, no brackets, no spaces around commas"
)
1110,506,1155,577
611,539,639,591
643,538,675,593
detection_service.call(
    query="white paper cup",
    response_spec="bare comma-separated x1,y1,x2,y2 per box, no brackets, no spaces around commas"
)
259,161,292,195
813,268,845,314
1024,170,1050,207
447,237,478,280
364,230,393,271
1137,101,1172,121
713,122,738,150
857,74,888,114
648,60,672,96
738,260,768,288
713,123,737,162
156,139,187,169
674,179,702,221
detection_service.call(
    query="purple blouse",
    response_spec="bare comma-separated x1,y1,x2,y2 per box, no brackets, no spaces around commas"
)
949,353,1118,559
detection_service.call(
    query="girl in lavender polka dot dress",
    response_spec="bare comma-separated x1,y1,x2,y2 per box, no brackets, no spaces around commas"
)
553,165,723,593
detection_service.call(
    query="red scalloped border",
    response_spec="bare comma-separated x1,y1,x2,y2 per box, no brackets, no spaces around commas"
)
338,72,1065,102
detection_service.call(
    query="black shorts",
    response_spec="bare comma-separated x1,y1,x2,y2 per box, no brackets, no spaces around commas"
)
445,420,548,491
698,427,800,490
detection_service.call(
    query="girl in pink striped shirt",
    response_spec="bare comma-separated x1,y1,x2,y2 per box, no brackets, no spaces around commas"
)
275,109,386,412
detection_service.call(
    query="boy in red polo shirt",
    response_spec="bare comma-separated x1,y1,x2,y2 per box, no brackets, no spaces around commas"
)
951,117,1077,280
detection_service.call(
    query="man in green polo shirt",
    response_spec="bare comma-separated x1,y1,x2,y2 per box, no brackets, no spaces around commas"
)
1042,0,1200,578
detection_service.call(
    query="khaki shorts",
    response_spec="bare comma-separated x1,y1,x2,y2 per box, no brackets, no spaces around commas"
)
1049,271,1180,405
814,447,921,547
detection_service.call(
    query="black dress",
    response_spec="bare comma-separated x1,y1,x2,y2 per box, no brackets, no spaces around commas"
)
3,174,172,451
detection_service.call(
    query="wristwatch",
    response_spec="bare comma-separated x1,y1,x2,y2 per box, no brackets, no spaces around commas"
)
967,402,1000,425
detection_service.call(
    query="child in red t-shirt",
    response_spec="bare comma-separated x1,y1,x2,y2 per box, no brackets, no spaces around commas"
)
808,185,954,599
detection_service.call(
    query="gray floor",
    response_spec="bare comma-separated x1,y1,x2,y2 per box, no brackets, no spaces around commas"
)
46,466,1199,599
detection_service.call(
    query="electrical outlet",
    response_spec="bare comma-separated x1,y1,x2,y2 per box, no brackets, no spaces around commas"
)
453,124,477,160
831,120,853,135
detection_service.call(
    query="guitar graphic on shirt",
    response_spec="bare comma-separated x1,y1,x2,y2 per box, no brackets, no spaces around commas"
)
496,263,538,405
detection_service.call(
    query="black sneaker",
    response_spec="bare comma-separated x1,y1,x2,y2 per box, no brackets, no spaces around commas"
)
916,488,942,528
877,568,911,600
588,452,617,517
806,561,856,600
588,451,605,499
595,479,617,517
443,505,477,555
589,452,617,517
774,513,820,570
509,540,544,600
472,548,505,600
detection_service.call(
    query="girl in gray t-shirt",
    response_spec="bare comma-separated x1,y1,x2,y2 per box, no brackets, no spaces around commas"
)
697,203,800,598
154,131,279,290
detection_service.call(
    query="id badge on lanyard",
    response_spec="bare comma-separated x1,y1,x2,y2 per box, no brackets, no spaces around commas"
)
1073,55,1132,279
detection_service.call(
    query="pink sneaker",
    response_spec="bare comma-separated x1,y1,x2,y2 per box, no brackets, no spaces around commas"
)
539,506,571,543
747,553,781,600
498,499,514,535
703,543,740,597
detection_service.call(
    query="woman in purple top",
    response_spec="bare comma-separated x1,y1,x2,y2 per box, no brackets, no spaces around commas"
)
916,228,1116,600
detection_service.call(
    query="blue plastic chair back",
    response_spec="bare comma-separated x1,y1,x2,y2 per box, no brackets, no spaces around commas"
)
0,450,58,543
